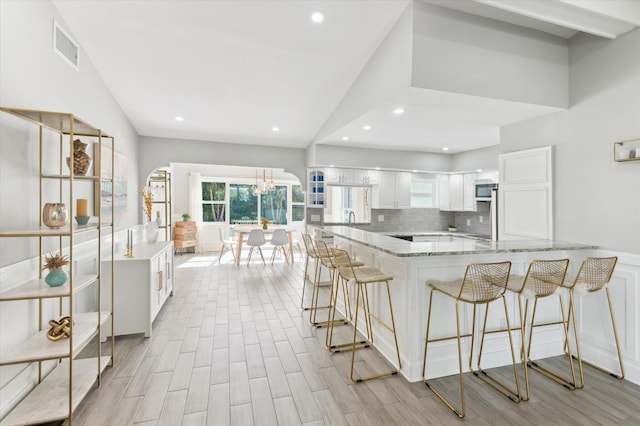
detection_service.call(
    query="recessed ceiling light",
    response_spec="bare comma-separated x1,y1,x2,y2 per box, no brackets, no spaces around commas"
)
476,169,483,172
311,12,324,23
341,136,349,141
412,169,418,172
329,165,335,168
393,108,405,115
442,147,449,151
362,125,372,131
175,116,184,122
375,167,381,170
271,126,280,132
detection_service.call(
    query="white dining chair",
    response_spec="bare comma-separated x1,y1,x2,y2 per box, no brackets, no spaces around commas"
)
218,227,237,263
246,229,266,266
269,228,290,264
289,231,305,261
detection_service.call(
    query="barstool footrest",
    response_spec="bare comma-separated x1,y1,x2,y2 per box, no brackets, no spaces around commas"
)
528,360,579,389
330,340,370,353
472,369,522,402
424,381,464,418
354,370,398,382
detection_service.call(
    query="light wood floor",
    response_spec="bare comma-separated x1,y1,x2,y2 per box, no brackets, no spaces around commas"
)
72,251,640,425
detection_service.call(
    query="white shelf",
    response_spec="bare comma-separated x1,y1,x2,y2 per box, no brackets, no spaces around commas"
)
0,224,100,238
0,275,98,301
0,312,110,365
0,356,112,426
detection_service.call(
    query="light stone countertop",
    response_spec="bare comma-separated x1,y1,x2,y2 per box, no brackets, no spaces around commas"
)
317,226,596,257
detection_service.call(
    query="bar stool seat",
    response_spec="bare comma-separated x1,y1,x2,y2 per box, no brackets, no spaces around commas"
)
313,240,364,328
422,261,521,419
561,256,623,386
334,249,402,383
484,258,571,402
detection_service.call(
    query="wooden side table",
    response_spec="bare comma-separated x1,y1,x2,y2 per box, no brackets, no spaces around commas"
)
174,220,197,254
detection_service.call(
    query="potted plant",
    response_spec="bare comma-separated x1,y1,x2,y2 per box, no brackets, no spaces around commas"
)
448,224,457,232
261,217,270,230
42,252,70,287
182,213,191,221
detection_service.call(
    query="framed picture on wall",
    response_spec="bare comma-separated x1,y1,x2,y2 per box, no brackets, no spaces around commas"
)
95,145,127,217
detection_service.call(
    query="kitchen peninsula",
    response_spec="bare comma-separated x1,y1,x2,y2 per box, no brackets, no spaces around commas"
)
314,226,597,382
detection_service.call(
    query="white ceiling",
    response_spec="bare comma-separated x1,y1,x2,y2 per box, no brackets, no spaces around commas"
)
52,0,639,153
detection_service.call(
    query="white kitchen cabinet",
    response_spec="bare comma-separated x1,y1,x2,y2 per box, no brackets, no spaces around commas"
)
307,169,325,207
374,171,411,209
463,173,478,211
101,241,174,338
438,173,477,211
326,168,377,185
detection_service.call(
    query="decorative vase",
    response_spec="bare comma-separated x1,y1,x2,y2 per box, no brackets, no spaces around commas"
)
262,223,268,230
65,138,92,176
43,203,68,229
146,221,159,243
45,268,68,287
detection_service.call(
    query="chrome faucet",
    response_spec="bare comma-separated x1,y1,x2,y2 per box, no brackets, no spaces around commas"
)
348,210,356,225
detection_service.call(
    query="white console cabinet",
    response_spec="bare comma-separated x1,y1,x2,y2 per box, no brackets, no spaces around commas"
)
101,241,174,338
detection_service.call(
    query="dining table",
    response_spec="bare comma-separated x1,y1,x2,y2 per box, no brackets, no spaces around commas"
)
231,226,296,266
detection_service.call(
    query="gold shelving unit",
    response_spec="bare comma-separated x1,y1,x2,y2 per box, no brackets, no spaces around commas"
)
148,169,172,241
613,138,640,162
0,107,115,426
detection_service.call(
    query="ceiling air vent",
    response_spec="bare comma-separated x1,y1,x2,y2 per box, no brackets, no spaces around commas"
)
53,21,79,70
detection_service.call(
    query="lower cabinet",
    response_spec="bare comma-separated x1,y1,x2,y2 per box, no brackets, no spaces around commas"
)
101,241,174,338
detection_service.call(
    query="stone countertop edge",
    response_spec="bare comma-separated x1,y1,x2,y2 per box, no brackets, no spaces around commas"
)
316,226,597,257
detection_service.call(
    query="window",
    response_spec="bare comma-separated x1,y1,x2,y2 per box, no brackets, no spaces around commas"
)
411,180,435,207
201,182,226,222
291,184,305,222
230,184,258,224
261,185,287,224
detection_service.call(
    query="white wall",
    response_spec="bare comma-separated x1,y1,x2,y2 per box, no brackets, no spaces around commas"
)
313,3,413,142
0,0,141,417
451,145,500,172
501,28,640,255
313,144,452,172
0,0,142,268
139,136,306,193
411,1,569,108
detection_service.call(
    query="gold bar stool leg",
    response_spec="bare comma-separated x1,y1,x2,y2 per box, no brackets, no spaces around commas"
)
423,261,518,418
422,289,466,418
349,279,401,382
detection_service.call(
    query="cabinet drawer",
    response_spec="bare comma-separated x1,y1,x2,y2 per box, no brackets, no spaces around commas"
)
174,226,197,235
174,233,196,240
175,239,197,248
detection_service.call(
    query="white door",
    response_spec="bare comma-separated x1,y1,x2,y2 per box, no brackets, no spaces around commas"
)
498,146,553,240
449,174,464,211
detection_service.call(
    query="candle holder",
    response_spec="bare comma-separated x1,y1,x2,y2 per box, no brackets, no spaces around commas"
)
75,216,90,225
125,229,135,258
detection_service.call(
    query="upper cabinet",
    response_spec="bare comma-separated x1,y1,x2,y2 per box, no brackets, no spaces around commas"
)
438,172,481,211
373,171,411,209
307,169,325,207
326,167,378,185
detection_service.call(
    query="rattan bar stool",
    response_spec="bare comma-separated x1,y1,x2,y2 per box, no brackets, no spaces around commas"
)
482,259,571,401
562,256,622,387
422,261,521,418
335,249,402,382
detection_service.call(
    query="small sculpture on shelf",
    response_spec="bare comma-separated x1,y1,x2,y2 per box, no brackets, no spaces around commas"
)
46,316,75,341
66,138,92,176
42,252,69,287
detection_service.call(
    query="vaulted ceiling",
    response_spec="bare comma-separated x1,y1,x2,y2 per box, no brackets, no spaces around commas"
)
52,0,639,153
